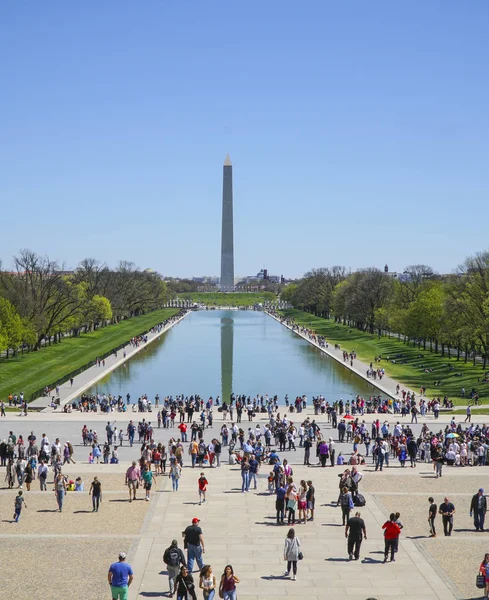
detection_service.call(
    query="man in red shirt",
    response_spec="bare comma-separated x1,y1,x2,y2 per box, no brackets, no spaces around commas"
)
178,422,188,442
198,473,208,505
382,513,401,562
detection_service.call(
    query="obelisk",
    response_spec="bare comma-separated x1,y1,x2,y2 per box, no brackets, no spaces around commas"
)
220,154,234,291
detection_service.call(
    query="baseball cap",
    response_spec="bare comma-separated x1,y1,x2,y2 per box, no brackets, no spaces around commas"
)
480,488,485,493
119,552,127,560
192,517,200,524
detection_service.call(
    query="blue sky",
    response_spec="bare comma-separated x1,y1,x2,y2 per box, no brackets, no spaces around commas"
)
1,1,488,278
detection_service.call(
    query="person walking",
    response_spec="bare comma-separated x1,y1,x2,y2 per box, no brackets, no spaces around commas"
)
283,528,301,580
428,497,437,537
170,460,182,491
198,472,208,505
219,564,240,600
108,552,134,600
470,488,487,532
89,476,102,512
479,553,489,600
329,437,336,467
125,461,140,502
240,458,250,493
339,486,354,526
163,539,187,597
439,497,456,536
199,565,217,600
182,518,205,573
275,481,286,525
382,513,401,562
306,480,315,522
175,565,197,600
54,472,66,512
345,511,367,560
143,467,154,501
13,490,27,523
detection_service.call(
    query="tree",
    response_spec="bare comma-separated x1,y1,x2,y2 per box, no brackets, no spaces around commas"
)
0,297,27,356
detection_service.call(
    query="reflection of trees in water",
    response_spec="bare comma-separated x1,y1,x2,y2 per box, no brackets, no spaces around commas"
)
295,338,376,398
221,316,234,402
84,330,172,396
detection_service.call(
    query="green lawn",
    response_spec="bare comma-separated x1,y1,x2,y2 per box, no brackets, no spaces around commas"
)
0,308,178,402
179,292,276,307
281,309,489,406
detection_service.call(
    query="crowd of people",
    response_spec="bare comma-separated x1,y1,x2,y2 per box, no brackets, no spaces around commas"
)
4,384,489,598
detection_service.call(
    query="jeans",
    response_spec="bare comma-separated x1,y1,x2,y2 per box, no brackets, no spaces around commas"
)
187,543,204,572
375,453,384,471
442,515,453,536
241,472,249,492
341,506,350,525
429,516,436,535
435,462,443,477
181,432,187,442
129,435,134,447
249,472,257,489
56,489,65,510
276,498,285,522
384,538,396,560
286,560,297,575
347,536,362,558
474,510,486,531
92,494,100,510
203,590,215,600
167,564,179,595
171,475,179,491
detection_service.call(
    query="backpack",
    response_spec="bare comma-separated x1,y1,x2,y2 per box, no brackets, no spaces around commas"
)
354,493,366,507
166,547,180,567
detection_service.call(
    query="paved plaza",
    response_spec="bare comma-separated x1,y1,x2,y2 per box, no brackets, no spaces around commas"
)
1,408,488,600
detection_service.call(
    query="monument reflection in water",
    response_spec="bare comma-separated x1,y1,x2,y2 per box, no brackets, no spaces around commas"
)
82,310,377,404
220,315,233,403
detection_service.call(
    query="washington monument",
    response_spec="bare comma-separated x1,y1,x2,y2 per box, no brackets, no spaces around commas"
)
220,153,235,291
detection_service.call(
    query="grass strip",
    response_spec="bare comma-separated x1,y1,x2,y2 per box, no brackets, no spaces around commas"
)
0,309,178,402
280,309,488,406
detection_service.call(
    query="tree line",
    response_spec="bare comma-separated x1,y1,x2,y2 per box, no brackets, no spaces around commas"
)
0,250,173,355
281,252,489,369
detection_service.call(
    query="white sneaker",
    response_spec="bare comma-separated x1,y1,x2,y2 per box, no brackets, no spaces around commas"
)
292,575,297,581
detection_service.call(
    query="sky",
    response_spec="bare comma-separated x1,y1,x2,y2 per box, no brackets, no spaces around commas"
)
1,1,488,279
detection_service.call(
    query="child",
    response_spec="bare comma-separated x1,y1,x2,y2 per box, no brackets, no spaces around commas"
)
198,472,208,505
13,491,26,522
268,471,275,494
88,452,94,464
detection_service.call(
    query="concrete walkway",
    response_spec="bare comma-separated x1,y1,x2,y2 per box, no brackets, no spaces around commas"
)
29,312,189,410
129,408,458,600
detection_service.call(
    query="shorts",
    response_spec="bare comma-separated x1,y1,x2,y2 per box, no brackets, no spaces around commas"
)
127,480,137,490
307,500,315,509
199,488,206,496
298,501,307,510
111,585,128,600
144,483,152,491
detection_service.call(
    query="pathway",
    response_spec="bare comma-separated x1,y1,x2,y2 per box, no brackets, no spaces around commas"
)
267,311,420,401
29,311,189,410
130,410,458,600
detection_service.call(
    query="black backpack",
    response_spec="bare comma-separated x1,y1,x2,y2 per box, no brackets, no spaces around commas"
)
166,547,180,566
354,493,366,507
